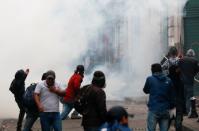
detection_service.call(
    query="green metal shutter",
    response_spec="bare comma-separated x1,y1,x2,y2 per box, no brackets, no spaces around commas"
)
184,0,199,59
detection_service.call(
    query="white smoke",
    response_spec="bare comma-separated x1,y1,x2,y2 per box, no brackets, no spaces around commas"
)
0,0,187,118
90,0,187,100
0,0,104,118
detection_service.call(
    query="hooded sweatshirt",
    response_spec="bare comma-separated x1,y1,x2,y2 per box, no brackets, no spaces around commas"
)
143,73,174,112
9,70,27,98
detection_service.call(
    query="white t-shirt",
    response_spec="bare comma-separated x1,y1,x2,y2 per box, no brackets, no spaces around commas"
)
34,80,61,112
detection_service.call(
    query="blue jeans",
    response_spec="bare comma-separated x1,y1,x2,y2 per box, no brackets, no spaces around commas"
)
23,111,39,131
147,110,170,131
60,103,74,120
40,112,62,131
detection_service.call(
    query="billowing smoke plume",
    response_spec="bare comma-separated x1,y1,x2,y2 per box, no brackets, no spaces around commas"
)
0,0,187,118
0,0,104,118
83,0,187,99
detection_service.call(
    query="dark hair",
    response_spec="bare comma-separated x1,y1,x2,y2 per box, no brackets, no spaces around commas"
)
106,106,128,123
41,72,47,80
169,46,178,57
75,65,84,74
151,63,162,74
91,71,105,88
45,70,56,79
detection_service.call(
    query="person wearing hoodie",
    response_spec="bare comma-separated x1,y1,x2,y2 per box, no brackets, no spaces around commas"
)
82,71,107,131
100,106,132,131
9,69,29,131
178,49,199,114
168,65,184,131
143,63,174,131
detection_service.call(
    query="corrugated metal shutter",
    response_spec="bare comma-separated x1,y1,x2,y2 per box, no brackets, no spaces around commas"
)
184,0,199,95
184,0,199,59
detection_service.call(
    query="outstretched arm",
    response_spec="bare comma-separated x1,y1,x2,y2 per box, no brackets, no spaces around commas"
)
49,87,66,97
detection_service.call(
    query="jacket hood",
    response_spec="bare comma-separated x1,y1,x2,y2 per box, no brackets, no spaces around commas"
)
15,69,26,80
152,72,167,81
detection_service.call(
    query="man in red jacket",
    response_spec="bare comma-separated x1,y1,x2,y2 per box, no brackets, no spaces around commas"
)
61,65,84,120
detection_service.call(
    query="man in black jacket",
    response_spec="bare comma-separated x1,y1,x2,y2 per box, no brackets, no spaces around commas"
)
179,49,199,114
82,71,107,131
10,69,29,131
168,65,184,131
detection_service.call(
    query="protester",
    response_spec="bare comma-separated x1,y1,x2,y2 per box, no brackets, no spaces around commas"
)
61,65,84,120
168,65,184,131
23,72,47,131
161,46,185,130
82,71,107,131
34,70,63,131
100,106,132,131
179,49,199,114
161,46,179,75
143,63,174,131
9,69,29,131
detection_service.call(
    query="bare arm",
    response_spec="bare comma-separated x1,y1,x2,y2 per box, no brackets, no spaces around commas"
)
34,93,44,112
49,87,66,97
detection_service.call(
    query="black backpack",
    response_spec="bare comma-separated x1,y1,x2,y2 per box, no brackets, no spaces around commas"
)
23,83,38,111
74,84,92,115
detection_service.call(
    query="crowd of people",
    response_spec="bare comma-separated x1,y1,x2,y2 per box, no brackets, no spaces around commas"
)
9,47,199,131
144,47,199,131
9,65,132,131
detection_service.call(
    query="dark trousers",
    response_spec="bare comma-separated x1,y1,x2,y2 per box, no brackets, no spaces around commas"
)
83,127,99,131
184,84,194,113
175,111,183,131
169,107,183,131
23,111,39,131
15,97,25,131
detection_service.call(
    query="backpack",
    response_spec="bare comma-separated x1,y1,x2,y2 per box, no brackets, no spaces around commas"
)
74,84,92,115
23,83,38,111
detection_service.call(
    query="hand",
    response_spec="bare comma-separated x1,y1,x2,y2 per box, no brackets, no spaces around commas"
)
25,68,30,74
49,87,57,93
38,104,44,112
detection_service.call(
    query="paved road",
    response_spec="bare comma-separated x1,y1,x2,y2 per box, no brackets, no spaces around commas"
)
0,100,179,131
0,100,147,131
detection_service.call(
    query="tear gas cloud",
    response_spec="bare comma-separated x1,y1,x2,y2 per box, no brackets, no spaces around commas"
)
0,0,187,118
